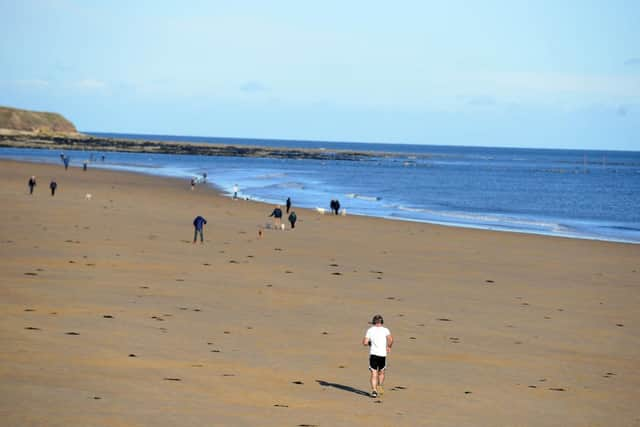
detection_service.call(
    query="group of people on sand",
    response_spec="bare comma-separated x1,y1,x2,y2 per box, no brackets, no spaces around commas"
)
27,176,58,196
330,199,341,215
268,198,297,230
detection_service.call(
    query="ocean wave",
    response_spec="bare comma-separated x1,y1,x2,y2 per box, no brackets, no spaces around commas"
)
254,172,287,179
346,193,382,202
396,206,565,231
277,182,305,189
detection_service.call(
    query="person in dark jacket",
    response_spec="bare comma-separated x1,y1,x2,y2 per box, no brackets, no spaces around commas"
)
28,176,36,194
286,197,292,213
288,211,297,229
193,215,207,244
49,180,57,196
269,205,283,229
334,199,341,215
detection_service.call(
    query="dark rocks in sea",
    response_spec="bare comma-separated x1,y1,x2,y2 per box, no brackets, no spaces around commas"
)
0,133,375,161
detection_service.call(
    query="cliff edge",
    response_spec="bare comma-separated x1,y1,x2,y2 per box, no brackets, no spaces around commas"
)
0,106,77,133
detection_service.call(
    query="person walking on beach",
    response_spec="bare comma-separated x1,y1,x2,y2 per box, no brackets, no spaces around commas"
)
193,215,207,244
288,210,297,229
286,197,292,214
362,314,393,398
28,176,36,194
269,205,283,229
83,161,88,171
334,199,341,215
190,178,196,191
49,179,57,196
63,156,70,170
233,184,239,199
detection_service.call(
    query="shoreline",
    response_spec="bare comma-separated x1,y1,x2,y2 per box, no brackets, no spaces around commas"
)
3,153,639,246
1,158,639,426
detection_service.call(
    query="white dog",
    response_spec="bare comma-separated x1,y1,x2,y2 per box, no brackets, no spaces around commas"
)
85,193,92,200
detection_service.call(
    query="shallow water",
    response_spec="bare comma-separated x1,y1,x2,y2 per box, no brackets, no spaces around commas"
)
2,133,639,244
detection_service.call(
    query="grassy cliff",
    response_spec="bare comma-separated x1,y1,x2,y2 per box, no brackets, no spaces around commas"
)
0,106,77,133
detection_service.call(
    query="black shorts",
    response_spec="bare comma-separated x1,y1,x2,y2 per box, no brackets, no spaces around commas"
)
369,355,386,371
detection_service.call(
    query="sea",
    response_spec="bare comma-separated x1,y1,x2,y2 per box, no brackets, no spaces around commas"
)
2,132,639,244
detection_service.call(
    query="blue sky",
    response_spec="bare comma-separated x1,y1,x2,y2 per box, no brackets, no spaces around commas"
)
1,0,638,150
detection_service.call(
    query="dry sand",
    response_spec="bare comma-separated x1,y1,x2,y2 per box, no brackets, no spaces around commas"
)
1,159,639,427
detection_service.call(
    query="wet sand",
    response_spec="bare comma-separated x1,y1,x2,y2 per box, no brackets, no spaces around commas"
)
1,159,639,426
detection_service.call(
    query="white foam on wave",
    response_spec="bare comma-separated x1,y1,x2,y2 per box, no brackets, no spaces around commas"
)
346,193,382,202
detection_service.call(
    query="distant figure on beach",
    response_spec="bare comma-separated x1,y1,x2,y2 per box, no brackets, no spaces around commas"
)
49,179,57,196
28,176,36,194
83,161,88,171
269,205,283,229
286,197,292,213
233,184,239,199
330,199,341,215
362,314,393,398
288,211,297,229
190,178,196,191
101,155,105,162
63,156,70,170
192,215,207,244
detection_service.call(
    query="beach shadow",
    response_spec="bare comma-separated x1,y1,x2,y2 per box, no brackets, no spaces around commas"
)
316,380,370,397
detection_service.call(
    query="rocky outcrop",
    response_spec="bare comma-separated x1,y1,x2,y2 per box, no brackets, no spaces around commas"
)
0,132,377,161
0,106,77,133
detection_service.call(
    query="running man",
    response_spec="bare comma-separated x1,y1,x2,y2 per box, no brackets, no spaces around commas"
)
362,314,393,398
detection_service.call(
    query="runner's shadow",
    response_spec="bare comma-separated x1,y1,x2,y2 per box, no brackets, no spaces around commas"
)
316,380,370,397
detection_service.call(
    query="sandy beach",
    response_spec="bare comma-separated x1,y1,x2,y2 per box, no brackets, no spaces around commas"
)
1,159,638,427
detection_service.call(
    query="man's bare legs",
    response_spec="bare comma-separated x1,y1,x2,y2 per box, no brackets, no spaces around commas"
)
370,369,385,395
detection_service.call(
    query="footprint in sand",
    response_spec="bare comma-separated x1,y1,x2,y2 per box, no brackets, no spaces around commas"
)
103,315,114,319
616,323,625,327
273,404,288,408
163,378,182,382
292,381,304,385
65,332,80,335
129,354,137,357
24,272,38,276
25,327,41,331
24,308,36,312
548,387,566,392
331,272,342,276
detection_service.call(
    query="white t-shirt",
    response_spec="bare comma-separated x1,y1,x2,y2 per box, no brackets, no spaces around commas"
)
365,326,391,357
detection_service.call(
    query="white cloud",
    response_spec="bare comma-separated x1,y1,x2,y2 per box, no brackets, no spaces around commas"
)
240,81,268,93
77,79,106,90
15,79,49,88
